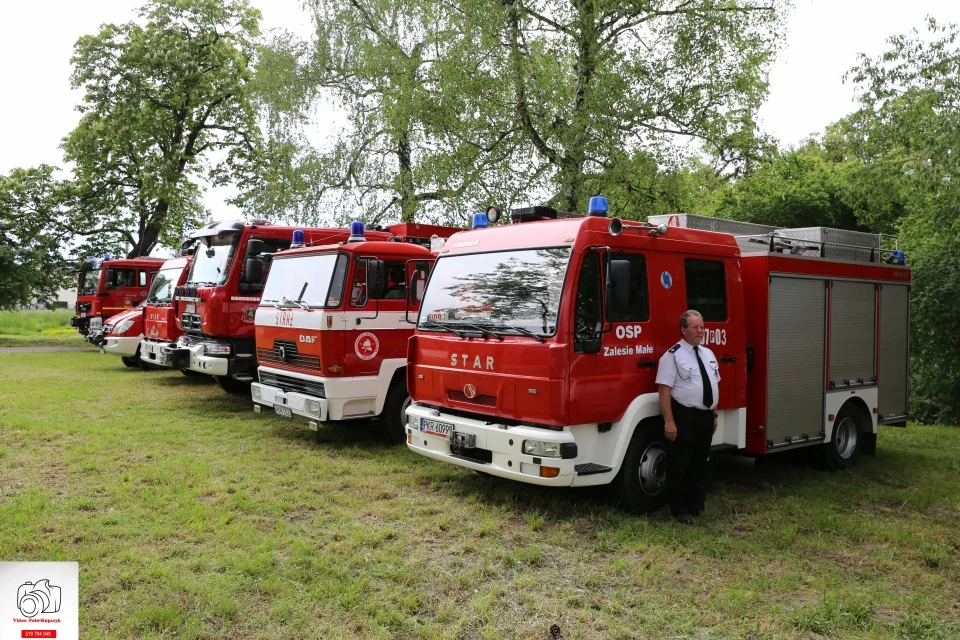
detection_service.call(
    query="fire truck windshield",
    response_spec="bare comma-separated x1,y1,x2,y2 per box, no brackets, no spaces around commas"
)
261,253,345,308
147,265,185,304
187,236,237,286
78,268,101,296
418,247,571,337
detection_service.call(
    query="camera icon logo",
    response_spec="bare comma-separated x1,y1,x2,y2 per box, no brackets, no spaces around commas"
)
17,579,62,618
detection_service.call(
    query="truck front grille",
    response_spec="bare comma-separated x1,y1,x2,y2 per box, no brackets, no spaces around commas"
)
257,340,321,370
258,370,325,398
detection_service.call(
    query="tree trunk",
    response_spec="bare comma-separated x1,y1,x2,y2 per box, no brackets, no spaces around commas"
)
397,130,417,222
126,200,168,257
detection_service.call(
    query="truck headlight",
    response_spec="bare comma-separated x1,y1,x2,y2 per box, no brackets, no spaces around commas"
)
113,319,134,335
306,399,321,417
408,412,419,431
522,440,562,458
251,386,262,402
203,343,232,356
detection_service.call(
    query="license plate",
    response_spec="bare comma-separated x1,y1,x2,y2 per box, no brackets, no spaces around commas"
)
80,312,86,318
185,304,196,313
450,431,476,448
420,417,454,437
274,405,292,418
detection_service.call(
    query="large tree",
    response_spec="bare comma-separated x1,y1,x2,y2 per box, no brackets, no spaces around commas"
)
0,167,74,309
63,0,262,257
497,0,788,214
238,0,529,226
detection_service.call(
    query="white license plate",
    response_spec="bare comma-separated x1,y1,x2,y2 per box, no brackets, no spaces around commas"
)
185,304,196,313
420,418,454,438
80,312,86,318
274,405,292,418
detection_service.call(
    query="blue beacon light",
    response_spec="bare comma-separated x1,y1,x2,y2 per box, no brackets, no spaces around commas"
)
291,229,305,248
348,221,366,242
588,195,608,217
471,212,489,229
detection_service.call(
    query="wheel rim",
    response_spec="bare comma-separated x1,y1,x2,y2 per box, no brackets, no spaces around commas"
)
637,442,667,496
834,416,858,459
399,395,412,432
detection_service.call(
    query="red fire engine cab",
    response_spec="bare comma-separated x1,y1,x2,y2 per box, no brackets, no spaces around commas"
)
404,200,911,512
251,221,462,440
138,254,195,371
159,220,390,393
71,255,165,337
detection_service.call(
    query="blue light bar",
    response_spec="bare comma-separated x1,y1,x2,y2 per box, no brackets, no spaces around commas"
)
588,195,608,217
472,212,489,229
103,253,112,260
348,221,366,242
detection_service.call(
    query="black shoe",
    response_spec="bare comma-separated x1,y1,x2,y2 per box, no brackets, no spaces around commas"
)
675,513,694,525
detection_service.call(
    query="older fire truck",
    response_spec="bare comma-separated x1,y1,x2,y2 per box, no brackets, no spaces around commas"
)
154,220,390,394
71,255,165,338
251,222,462,440
404,202,911,512
138,255,195,371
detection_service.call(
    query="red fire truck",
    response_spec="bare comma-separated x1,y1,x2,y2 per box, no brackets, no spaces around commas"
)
71,255,165,338
138,254,195,371
155,220,391,394
251,221,462,440
403,202,911,512
98,304,146,367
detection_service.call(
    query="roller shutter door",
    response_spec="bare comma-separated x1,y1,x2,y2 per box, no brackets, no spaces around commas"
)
878,284,909,422
767,277,826,443
829,281,876,386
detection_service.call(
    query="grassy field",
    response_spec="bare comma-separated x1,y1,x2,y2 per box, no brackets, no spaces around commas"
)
0,353,958,639
0,309,88,347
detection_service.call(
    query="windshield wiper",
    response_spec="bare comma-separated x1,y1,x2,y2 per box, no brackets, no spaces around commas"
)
459,322,504,340
496,325,546,343
421,319,468,338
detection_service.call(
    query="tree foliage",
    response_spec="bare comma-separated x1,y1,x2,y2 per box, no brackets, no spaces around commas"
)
0,167,74,309
63,0,262,257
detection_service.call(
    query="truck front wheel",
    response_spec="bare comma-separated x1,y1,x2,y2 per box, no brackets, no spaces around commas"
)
615,419,669,514
381,381,412,443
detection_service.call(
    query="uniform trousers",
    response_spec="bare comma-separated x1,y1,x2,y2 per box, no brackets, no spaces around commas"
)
666,399,714,517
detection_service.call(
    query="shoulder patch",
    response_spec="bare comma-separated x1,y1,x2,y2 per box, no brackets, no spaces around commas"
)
668,343,681,353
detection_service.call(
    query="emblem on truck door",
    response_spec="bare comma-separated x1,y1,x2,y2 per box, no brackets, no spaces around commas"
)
355,332,379,360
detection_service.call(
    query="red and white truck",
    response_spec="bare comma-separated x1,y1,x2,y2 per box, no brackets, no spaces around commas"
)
138,254,195,371
403,202,910,512
251,222,462,440
154,220,390,393
71,255,165,339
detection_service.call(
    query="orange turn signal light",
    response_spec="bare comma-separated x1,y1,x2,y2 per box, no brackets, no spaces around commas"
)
873,407,879,414
539,466,560,478
407,433,413,444
828,414,836,421
326,315,333,328
327,364,344,374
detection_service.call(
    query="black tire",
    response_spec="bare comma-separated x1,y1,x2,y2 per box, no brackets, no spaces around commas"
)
815,402,867,471
121,356,140,368
381,380,412,443
215,375,251,395
180,368,203,377
614,418,669,514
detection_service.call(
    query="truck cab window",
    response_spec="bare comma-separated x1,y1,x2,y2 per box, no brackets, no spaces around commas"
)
611,252,649,322
241,237,292,288
685,259,727,321
574,252,602,353
110,269,136,289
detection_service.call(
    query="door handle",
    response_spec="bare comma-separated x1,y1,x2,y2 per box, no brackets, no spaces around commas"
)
637,360,656,368
720,357,737,363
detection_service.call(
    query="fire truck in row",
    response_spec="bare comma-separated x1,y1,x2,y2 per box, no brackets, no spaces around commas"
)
402,201,911,512
71,255,165,340
249,221,463,440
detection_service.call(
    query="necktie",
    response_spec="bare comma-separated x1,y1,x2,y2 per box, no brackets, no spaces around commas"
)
694,346,714,409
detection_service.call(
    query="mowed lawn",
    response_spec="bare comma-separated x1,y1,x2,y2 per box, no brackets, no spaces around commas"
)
0,309,88,347
0,353,958,639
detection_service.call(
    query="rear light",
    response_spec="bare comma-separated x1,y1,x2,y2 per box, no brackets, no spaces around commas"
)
539,466,560,478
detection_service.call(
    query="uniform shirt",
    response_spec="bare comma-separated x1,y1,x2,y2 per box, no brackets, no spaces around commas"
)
655,340,720,410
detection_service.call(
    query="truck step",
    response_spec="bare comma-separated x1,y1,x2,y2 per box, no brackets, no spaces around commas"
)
574,463,613,476
710,444,739,453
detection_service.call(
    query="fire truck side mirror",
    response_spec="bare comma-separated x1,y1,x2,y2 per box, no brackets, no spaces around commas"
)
245,258,263,284
606,259,631,317
246,239,264,256
408,270,424,305
104,269,116,289
366,259,385,299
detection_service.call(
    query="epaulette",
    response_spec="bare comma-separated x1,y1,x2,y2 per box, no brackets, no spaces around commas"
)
668,343,681,353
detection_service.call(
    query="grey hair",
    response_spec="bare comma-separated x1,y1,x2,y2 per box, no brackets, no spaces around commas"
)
679,309,703,330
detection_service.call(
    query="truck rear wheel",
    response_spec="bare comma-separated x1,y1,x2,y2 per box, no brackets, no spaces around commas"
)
215,375,251,395
815,402,867,471
615,419,669,514
381,381,412,443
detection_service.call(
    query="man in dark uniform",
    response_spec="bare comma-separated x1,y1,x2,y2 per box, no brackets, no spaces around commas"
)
655,310,720,524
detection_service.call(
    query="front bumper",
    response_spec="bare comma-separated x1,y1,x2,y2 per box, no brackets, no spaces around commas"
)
179,342,229,377
404,403,579,487
101,334,142,357
139,340,181,368
252,383,328,422
251,367,380,423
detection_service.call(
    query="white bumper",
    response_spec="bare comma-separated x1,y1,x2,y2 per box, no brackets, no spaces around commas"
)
251,366,381,423
181,343,228,376
139,339,177,367
404,403,579,487
102,334,142,357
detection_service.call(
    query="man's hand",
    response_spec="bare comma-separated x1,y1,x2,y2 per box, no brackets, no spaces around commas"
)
713,416,718,434
664,420,678,441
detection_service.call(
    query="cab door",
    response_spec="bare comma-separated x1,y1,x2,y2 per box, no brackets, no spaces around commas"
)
678,257,738,409
568,250,657,425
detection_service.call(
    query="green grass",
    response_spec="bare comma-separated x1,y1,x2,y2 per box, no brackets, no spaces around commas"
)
0,309,87,347
1,353,958,639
